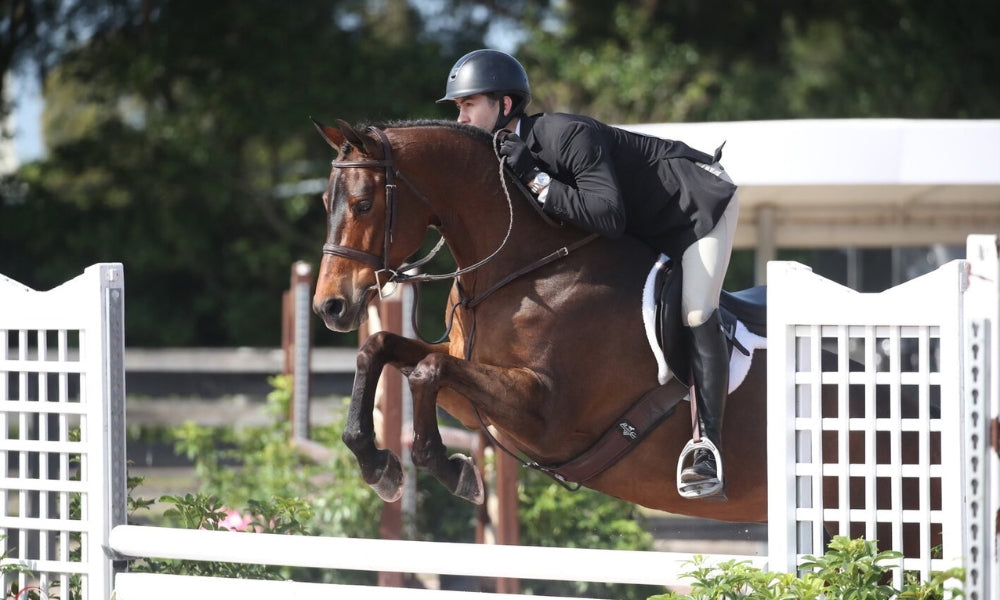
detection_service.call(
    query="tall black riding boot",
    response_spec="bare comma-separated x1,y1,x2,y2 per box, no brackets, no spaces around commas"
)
680,310,729,497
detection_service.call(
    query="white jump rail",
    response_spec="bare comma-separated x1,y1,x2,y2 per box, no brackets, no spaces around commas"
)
108,524,767,599
113,573,579,600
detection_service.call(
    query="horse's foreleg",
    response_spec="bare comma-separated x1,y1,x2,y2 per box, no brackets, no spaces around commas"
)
343,331,443,502
407,353,546,505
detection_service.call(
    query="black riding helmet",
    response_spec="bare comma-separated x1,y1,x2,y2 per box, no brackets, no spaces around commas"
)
437,49,531,131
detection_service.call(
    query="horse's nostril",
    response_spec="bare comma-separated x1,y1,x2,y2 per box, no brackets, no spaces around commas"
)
315,297,346,320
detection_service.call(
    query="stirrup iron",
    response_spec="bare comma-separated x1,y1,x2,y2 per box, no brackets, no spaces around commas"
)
676,437,724,499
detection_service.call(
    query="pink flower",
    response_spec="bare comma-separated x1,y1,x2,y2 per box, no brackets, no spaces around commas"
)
219,509,254,532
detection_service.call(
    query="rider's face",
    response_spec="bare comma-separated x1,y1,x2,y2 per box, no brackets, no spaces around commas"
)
453,94,502,132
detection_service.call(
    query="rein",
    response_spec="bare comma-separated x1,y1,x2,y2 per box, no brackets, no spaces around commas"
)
322,126,517,293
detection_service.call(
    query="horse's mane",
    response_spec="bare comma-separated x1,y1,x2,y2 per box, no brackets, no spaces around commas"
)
353,118,553,227
360,118,494,147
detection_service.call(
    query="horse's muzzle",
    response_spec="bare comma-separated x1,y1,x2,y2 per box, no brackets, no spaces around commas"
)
313,295,362,332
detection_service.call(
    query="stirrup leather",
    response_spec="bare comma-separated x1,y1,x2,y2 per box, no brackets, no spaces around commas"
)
676,437,724,499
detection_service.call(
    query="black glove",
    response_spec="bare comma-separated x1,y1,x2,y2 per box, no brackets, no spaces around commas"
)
498,133,537,185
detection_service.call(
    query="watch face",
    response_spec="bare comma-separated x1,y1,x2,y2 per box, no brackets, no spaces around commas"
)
530,172,550,194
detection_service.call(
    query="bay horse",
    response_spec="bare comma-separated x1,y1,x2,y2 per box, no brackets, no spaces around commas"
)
310,119,938,548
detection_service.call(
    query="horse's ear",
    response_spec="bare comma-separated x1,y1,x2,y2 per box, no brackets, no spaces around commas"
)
311,117,345,153
335,119,384,159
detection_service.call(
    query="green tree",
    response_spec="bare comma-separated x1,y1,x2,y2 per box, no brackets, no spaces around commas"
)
521,0,1000,121
2,0,468,346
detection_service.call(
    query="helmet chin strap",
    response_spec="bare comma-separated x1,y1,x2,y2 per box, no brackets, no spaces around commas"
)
492,96,527,132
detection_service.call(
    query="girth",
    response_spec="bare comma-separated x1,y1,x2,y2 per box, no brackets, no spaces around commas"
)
533,379,689,485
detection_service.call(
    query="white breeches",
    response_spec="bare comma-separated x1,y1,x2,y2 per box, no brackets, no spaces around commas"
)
681,164,739,328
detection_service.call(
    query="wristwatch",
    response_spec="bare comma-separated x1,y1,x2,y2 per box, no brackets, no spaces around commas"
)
529,171,551,195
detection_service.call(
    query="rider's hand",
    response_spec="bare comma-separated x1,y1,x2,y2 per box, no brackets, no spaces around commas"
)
498,133,538,184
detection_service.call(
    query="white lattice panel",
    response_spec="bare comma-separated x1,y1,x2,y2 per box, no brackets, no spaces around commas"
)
768,256,967,589
0,264,126,600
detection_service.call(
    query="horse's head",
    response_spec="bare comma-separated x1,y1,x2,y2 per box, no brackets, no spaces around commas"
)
310,119,438,332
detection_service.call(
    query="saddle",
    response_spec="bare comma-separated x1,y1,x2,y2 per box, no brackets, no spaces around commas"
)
653,259,767,387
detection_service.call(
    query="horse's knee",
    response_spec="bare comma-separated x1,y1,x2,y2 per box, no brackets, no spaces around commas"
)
361,329,393,349
409,352,448,387
356,331,392,368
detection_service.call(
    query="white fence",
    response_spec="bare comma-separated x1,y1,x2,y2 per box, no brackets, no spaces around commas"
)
0,264,127,600
767,235,998,599
1,236,997,599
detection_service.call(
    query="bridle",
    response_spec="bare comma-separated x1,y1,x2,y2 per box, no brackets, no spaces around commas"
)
321,126,438,292
321,125,517,295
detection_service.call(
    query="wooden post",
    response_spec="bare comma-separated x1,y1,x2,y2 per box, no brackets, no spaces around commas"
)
285,261,313,440
474,435,489,546
492,433,521,594
754,204,775,286
375,293,405,587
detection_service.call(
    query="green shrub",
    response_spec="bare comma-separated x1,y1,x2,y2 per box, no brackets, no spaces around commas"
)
128,493,314,580
135,375,381,584
518,467,660,599
648,535,965,600
1,535,36,599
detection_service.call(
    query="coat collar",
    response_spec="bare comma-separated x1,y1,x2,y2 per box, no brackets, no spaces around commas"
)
514,113,541,138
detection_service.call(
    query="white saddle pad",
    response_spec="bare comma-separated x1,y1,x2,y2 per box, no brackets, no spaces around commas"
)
641,255,766,393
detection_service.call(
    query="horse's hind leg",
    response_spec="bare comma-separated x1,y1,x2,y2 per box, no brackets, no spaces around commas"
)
343,331,444,502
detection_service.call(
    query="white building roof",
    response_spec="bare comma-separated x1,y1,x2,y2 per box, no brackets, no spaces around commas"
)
624,119,1000,248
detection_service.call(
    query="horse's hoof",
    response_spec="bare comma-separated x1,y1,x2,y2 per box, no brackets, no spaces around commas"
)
450,453,485,505
370,450,404,502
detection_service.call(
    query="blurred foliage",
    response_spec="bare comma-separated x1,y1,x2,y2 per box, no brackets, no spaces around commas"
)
1,0,997,346
128,492,316,581
1,0,115,123
169,376,383,538
0,0,487,346
523,0,1000,121
518,467,659,599
159,375,383,584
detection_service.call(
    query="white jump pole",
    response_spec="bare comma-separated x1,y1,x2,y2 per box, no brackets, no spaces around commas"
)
109,525,767,588
114,572,586,600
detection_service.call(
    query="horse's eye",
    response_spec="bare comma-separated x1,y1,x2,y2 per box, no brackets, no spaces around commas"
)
353,198,373,214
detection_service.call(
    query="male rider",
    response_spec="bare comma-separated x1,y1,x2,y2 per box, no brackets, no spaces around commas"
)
438,49,740,500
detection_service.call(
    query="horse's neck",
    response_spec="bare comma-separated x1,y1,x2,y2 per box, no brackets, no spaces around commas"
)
439,186,569,281
410,127,579,284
